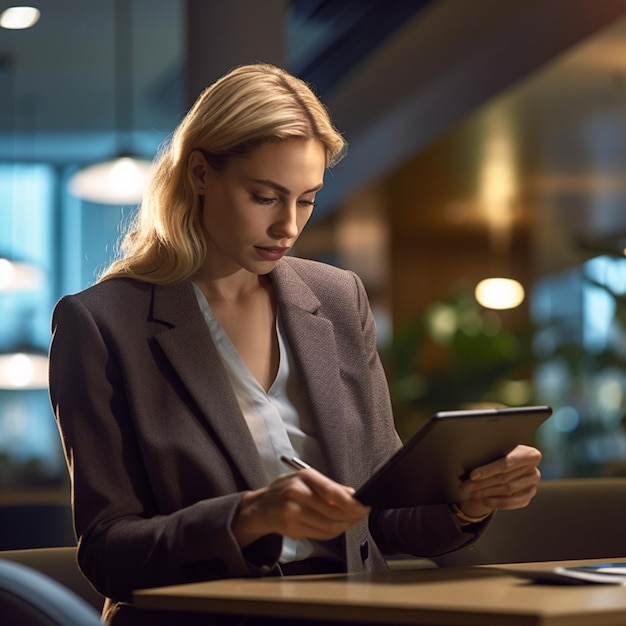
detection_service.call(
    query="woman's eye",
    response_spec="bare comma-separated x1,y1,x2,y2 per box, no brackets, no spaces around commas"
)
252,193,276,205
299,199,316,208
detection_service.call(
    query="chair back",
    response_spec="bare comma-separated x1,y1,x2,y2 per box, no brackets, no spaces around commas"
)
0,558,101,626
435,478,626,566
0,547,104,612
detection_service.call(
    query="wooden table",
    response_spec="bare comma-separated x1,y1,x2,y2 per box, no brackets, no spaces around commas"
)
134,559,626,625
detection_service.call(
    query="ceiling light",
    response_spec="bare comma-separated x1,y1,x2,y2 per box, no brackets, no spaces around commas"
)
474,277,525,310
0,257,44,292
0,6,40,29
67,0,150,205
0,351,48,390
68,155,152,204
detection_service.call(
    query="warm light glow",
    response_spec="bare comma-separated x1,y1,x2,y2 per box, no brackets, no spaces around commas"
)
68,156,152,204
475,277,525,310
0,352,49,389
0,257,44,291
0,6,40,29
479,114,519,259
481,146,516,222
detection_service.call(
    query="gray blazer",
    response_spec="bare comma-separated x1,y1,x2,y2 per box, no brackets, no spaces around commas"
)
49,256,478,603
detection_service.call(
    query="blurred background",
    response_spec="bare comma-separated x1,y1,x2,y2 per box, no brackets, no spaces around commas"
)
1,0,626,522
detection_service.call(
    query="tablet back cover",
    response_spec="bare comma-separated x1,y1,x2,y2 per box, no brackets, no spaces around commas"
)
355,405,552,509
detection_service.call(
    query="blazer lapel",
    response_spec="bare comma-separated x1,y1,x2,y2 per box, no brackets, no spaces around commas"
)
149,281,267,490
270,262,351,483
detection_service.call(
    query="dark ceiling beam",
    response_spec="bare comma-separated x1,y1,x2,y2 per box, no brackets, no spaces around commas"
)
185,0,287,107
318,0,626,215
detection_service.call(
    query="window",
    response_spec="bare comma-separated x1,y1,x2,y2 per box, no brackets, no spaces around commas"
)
532,256,626,477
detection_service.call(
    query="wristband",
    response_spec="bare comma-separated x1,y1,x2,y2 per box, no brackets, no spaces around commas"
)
451,503,491,524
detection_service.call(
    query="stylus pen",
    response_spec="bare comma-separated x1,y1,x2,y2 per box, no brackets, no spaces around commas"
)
280,456,363,505
280,455,313,471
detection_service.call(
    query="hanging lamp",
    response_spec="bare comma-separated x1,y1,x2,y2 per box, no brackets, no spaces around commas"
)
473,137,525,311
0,255,44,292
0,257,47,388
473,214,526,311
0,6,40,30
67,0,151,205
474,277,525,310
0,347,48,390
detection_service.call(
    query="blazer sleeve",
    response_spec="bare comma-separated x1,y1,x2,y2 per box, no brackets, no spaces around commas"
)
49,294,281,602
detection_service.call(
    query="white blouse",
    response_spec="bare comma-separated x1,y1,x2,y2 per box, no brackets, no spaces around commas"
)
193,284,333,563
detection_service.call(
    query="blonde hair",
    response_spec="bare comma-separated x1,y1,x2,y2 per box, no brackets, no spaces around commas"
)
99,63,347,284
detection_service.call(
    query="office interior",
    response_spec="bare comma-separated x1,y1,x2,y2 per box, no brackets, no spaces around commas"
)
1,0,626,512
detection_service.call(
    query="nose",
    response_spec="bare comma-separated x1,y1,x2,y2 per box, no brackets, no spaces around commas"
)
271,202,299,240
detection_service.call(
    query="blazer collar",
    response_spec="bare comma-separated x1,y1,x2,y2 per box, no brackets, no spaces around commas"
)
148,261,321,322
150,280,267,490
148,261,320,324
270,261,351,482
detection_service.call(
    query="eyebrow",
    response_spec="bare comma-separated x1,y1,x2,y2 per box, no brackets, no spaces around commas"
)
248,178,324,195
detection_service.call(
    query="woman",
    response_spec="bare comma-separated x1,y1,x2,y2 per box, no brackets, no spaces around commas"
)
49,63,541,623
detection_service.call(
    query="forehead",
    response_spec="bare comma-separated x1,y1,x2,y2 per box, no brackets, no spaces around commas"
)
227,139,326,189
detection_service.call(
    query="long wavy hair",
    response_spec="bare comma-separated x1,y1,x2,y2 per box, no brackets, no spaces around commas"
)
98,63,347,284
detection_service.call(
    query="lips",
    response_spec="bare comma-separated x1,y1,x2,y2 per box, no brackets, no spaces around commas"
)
255,246,289,261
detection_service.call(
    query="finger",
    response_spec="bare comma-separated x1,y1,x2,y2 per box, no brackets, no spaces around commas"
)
470,445,541,480
468,445,542,481
281,504,356,539
279,471,370,526
295,469,370,515
475,483,538,511
467,468,541,501
464,464,541,493
276,489,364,539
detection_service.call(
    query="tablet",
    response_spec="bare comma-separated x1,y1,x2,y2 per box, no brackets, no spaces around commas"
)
354,405,552,509
501,564,626,585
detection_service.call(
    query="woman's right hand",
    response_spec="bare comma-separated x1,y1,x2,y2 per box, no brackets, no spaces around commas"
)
231,468,371,548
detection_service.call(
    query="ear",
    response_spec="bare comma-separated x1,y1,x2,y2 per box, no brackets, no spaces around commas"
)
187,150,210,195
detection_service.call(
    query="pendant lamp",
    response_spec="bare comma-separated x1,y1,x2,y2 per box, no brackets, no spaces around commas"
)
474,141,525,311
68,0,151,205
0,255,44,292
474,210,525,311
0,256,47,390
474,276,525,310
0,6,40,30
0,347,48,390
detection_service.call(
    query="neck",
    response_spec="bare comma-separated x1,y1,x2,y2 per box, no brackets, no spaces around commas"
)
192,270,271,305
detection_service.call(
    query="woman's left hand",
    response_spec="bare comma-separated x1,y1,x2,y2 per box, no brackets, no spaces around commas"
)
456,444,542,519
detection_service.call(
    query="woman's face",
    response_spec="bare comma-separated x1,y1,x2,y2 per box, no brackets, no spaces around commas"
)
191,138,326,277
